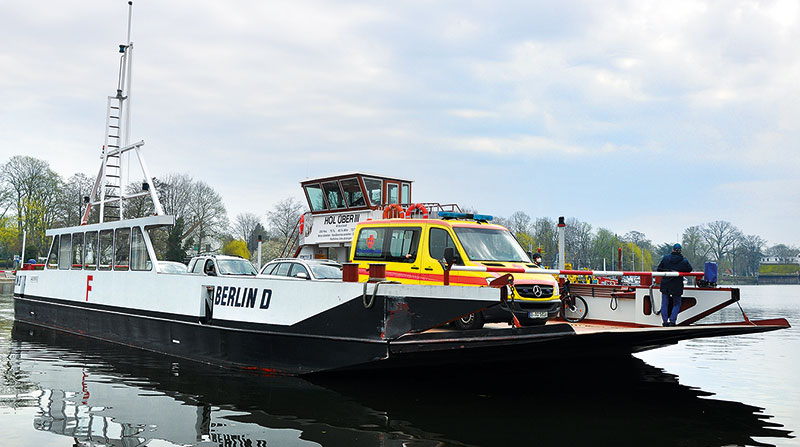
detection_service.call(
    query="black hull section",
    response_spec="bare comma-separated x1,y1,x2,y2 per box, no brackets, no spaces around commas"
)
14,296,389,375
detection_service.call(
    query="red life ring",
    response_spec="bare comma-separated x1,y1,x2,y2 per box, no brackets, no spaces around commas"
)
382,204,405,219
405,203,429,219
298,214,304,234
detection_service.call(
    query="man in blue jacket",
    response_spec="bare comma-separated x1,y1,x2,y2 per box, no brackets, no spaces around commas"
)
657,243,693,326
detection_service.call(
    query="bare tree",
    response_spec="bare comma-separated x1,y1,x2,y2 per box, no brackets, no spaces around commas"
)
736,234,766,276
267,198,304,257
0,156,62,257
506,211,532,236
185,180,228,254
233,213,262,244
156,173,194,218
531,217,558,264
701,221,742,264
564,217,593,268
681,225,709,269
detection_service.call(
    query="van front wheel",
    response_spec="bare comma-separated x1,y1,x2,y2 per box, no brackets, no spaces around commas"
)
454,312,485,330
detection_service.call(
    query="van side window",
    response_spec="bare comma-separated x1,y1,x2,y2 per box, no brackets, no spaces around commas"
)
429,228,457,261
388,229,419,262
354,228,385,259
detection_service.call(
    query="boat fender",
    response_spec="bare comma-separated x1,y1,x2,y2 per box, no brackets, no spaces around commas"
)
405,203,429,219
299,214,304,234
382,204,404,219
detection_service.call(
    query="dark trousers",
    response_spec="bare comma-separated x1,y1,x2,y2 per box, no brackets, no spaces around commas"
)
661,292,682,324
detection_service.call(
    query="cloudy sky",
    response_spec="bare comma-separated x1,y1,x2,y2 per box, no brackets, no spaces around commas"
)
1,0,798,246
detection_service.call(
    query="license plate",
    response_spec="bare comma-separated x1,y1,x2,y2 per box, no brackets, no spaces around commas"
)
528,311,548,319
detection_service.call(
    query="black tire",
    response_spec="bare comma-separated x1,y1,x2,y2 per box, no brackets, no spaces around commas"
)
562,295,588,323
454,312,485,330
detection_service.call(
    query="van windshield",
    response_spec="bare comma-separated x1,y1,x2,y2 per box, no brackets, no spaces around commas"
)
453,227,530,262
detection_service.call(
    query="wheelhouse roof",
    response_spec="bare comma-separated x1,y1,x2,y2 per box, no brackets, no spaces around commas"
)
46,215,176,236
300,172,413,186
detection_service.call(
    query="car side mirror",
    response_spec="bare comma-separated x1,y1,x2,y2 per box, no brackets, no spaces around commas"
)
296,272,309,279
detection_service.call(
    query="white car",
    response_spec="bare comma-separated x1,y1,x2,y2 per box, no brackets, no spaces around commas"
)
187,255,258,277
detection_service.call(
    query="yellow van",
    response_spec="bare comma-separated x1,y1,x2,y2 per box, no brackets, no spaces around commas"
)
349,212,561,329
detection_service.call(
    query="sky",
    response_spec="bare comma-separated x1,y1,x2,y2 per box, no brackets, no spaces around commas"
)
1,0,799,247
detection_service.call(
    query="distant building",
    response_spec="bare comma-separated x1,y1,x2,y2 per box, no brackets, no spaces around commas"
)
758,256,800,285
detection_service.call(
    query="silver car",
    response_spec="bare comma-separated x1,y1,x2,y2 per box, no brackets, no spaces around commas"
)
259,258,342,281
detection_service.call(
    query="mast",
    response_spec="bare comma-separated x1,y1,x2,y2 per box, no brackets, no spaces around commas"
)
82,1,164,225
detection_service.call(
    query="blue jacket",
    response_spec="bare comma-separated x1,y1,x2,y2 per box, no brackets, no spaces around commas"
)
657,252,693,295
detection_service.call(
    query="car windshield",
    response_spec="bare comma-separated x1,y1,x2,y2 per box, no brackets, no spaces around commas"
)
453,227,530,262
217,259,257,276
309,263,342,280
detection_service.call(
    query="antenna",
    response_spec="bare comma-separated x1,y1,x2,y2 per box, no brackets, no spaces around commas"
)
81,1,164,225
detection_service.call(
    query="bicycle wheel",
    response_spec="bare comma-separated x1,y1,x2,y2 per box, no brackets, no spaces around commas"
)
562,295,588,323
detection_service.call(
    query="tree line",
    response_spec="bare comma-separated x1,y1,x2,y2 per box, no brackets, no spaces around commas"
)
0,155,302,267
2,154,797,274
495,212,799,276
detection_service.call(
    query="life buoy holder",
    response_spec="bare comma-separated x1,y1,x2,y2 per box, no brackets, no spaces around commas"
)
405,203,429,219
298,214,304,234
383,204,405,219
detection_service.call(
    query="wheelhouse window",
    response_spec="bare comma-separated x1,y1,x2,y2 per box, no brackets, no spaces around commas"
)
84,231,98,270
47,235,59,269
58,234,72,270
340,178,366,207
130,227,151,271
71,233,84,269
115,228,131,270
401,183,411,206
387,183,399,205
363,178,382,206
322,181,346,210
304,183,328,212
98,230,113,270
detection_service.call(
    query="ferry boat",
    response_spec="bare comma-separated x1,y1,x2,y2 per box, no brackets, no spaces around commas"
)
13,4,789,376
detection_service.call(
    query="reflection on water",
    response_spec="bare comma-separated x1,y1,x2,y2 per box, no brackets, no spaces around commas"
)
1,288,798,447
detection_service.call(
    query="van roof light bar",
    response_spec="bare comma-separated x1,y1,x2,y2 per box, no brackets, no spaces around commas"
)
438,211,493,222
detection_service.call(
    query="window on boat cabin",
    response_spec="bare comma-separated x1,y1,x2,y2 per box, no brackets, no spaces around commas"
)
429,228,458,262
322,181,346,210
98,230,113,270
59,233,72,270
274,262,291,277
401,183,411,207
304,184,328,212
289,263,309,278
130,227,151,271
340,178,366,207
354,228,385,259
47,235,60,269
387,183,399,205
114,228,131,271
387,228,420,262
84,231,98,270
362,177,382,206
71,233,84,270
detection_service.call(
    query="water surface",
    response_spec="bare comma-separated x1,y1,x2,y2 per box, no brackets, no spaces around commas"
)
1,283,797,446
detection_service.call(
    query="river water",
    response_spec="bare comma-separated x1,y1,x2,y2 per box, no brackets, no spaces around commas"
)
0,283,797,446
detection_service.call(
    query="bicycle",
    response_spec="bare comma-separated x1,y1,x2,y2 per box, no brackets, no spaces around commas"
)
560,279,588,323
